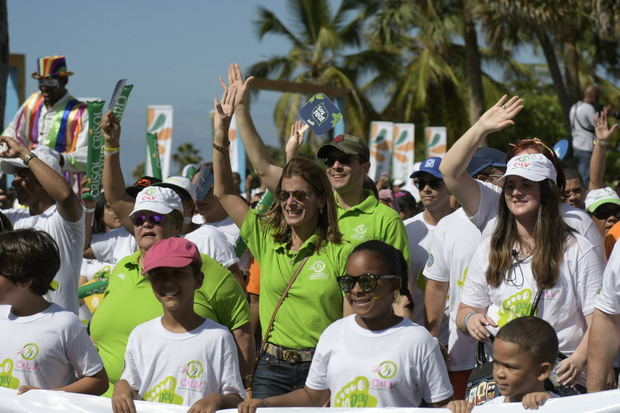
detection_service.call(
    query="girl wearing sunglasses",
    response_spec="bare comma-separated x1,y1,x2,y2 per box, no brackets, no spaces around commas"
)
440,96,604,388
238,241,462,412
212,81,350,399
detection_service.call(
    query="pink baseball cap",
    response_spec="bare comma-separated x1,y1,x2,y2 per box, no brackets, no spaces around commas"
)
142,238,201,274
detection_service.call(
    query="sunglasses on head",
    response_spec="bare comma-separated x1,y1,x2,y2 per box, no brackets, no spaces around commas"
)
593,204,620,220
337,273,398,293
131,213,167,227
323,154,354,167
414,178,442,190
278,189,313,202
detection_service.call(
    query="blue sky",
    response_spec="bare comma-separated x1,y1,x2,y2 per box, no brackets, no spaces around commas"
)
7,0,293,177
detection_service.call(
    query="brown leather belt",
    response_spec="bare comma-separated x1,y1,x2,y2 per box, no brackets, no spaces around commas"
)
265,342,314,364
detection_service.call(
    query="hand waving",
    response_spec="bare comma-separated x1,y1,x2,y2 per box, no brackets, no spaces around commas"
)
214,79,237,133
227,63,254,108
594,108,618,142
285,120,308,162
476,95,524,135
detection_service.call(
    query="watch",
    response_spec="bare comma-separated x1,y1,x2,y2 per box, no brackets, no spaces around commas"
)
21,152,38,165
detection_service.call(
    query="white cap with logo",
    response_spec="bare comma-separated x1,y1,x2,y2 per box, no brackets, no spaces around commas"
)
129,186,184,217
499,153,557,183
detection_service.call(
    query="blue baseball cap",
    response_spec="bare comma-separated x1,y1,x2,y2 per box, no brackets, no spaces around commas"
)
466,148,507,177
410,157,443,179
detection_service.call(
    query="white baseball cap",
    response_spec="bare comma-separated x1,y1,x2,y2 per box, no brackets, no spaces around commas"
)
0,146,63,176
154,176,197,201
585,187,620,213
499,153,557,184
129,186,184,217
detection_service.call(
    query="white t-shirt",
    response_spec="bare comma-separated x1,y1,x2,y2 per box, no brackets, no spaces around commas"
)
305,315,453,407
404,212,439,325
121,317,244,406
461,233,603,354
0,304,103,390
470,180,604,259
569,101,596,152
595,240,620,314
91,226,137,265
4,205,84,314
423,208,479,371
183,225,238,268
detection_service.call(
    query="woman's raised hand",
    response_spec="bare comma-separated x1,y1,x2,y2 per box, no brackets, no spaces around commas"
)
476,95,524,135
227,63,254,109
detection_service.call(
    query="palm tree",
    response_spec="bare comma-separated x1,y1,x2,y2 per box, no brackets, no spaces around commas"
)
172,142,202,175
248,0,395,145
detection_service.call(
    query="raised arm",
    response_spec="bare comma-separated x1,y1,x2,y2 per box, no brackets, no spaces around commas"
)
212,82,250,228
285,120,307,162
589,109,617,190
228,63,282,192
101,111,135,233
0,136,82,222
440,95,523,216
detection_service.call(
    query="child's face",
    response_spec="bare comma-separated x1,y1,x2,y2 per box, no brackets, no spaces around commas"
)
343,250,398,321
492,338,544,400
148,265,202,313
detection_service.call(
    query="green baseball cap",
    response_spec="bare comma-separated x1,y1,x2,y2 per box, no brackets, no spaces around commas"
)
317,134,370,162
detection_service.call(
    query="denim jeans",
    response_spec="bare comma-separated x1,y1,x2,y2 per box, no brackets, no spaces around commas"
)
572,148,591,187
252,352,312,399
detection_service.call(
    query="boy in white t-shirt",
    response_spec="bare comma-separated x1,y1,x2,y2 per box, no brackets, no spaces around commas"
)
0,229,108,394
112,237,244,412
485,317,559,409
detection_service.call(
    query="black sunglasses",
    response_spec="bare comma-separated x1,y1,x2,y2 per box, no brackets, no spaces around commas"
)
278,189,313,202
593,204,620,220
131,213,167,227
323,154,354,167
414,178,442,190
338,273,398,293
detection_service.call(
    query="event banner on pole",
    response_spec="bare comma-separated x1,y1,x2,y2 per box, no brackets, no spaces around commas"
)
391,123,415,184
228,115,246,189
368,121,394,181
146,105,173,179
424,126,447,158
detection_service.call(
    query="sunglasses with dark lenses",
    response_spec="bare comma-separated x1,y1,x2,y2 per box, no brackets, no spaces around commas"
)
338,273,399,293
414,178,442,190
131,213,167,227
323,154,354,167
278,189,313,202
593,204,620,220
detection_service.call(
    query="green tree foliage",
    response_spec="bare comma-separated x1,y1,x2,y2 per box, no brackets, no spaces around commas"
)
172,142,202,175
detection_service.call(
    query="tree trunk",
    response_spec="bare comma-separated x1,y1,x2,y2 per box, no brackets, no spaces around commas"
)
536,30,571,131
563,38,580,104
0,0,9,131
463,13,486,127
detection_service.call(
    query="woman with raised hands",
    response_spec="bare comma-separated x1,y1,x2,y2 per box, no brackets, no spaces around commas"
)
211,77,351,399
443,97,604,387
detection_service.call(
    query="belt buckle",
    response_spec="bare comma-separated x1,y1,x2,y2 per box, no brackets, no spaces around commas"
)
283,350,301,364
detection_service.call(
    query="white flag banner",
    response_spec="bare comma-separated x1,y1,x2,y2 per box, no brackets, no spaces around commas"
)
146,105,173,179
228,115,246,190
368,121,394,181
391,123,415,184
1,388,620,413
424,126,447,158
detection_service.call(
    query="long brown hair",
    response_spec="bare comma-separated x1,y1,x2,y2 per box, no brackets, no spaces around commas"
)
486,179,572,289
263,157,341,250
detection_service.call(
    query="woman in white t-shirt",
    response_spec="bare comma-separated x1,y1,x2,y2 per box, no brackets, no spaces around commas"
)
455,152,603,387
238,241,457,411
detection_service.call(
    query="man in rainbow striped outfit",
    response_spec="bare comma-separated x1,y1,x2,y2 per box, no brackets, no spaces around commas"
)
2,55,88,173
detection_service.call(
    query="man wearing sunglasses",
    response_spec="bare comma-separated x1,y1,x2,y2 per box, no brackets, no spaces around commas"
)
585,187,620,241
316,134,411,267
2,56,88,173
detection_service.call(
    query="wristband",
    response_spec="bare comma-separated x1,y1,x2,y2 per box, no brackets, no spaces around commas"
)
212,142,229,153
593,139,608,148
21,152,38,165
463,311,478,330
84,207,95,213
103,146,120,151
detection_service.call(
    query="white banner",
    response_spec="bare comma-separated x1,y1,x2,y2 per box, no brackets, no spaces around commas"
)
424,126,447,158
146,105,173,179
2,388,619,413
368,121,394,181
391,123,415,185
228,115,246,190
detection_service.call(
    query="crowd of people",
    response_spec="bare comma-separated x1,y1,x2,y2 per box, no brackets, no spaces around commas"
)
0,56,619,413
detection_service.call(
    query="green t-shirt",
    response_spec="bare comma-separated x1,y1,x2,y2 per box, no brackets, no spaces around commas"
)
337,190,411,265
89,250,250,396
241,210,351,349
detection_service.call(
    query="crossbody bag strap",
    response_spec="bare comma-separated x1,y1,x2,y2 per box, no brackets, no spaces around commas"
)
530,288,544,317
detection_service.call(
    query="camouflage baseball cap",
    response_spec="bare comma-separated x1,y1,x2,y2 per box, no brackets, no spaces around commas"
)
317,134,370,162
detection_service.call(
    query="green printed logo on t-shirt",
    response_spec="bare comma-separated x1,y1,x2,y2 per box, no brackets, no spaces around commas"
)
497,289,534,327
20,343,40,361
0,359,20,389
143,376,184,405
377,360,397,379
183,360,204,379
456,267,468,289
334,376,378,407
